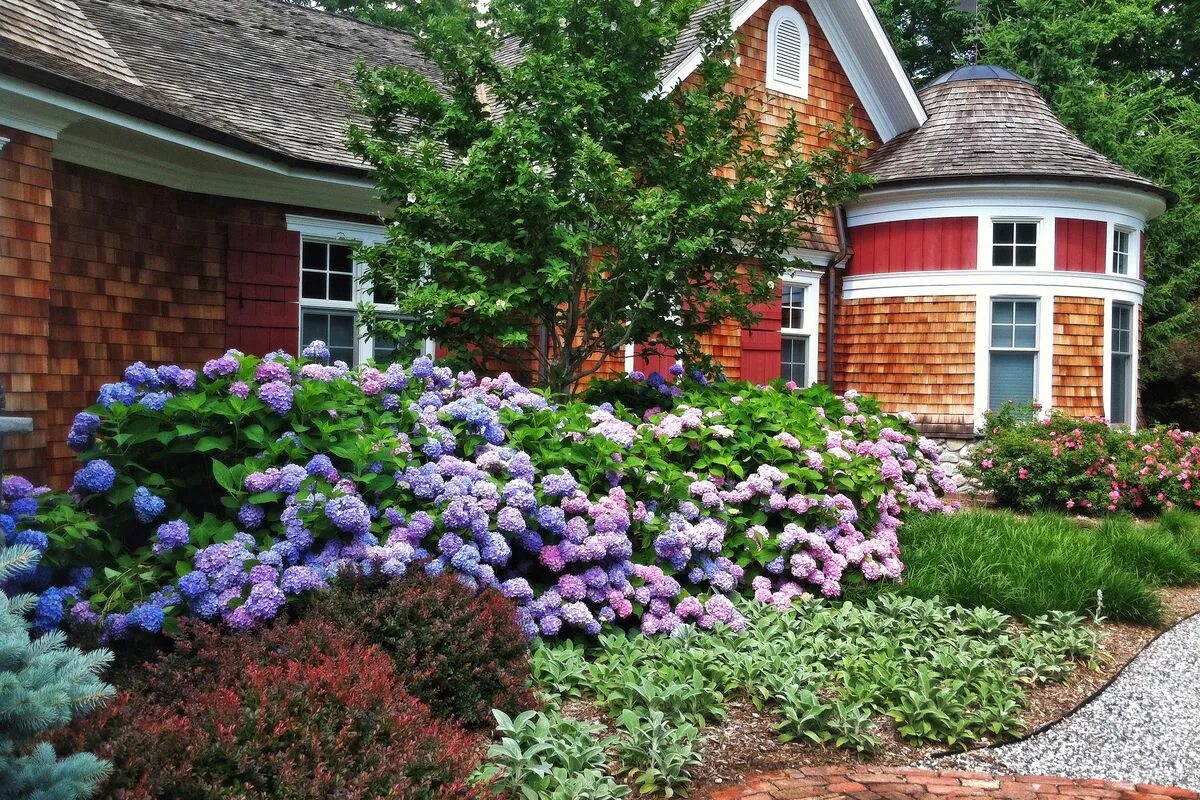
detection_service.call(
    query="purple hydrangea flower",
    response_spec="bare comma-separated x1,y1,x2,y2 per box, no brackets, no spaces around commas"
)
153,519,190,553
238,504,266,530
325,495,371,536
258,381,294,415
202,354,239,379
230,381,251,399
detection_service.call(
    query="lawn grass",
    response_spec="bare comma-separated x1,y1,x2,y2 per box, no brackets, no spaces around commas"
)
855,509,1200,625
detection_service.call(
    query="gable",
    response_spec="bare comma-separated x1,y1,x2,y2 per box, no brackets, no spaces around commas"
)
658,0,925,141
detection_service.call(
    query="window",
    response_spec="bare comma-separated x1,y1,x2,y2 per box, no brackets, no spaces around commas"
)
1112,228,1132,275
766,6,810,98
297,230,428,365
1111,303,1134,425
989,299,1039,412
992,221,1039,268
780,281,815,386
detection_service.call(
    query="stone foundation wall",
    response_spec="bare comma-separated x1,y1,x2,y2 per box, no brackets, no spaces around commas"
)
932,436,978,491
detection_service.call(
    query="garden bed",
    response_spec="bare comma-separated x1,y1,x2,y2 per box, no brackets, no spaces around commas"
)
687,586,1200,796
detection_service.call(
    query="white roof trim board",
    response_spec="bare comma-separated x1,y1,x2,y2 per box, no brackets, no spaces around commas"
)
655,0,927,143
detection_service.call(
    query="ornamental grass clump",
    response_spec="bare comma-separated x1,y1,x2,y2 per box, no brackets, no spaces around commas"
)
969,405,1200,514
5,345,954,642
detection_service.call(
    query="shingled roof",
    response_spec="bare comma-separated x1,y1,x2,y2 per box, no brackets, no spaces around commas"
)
0,0,440,174
863,65,1175,203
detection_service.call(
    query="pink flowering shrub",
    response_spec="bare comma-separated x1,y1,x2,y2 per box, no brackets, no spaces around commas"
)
969,406,1200,514
4,347,953,643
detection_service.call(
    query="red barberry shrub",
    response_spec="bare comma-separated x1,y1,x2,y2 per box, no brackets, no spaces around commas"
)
58,617,485,799
308,573,535,728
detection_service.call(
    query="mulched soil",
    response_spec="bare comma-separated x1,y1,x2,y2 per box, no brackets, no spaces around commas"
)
688,587,1200,797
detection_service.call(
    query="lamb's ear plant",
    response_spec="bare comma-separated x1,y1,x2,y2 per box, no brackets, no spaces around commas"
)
614,708,703,797
473,709,629,799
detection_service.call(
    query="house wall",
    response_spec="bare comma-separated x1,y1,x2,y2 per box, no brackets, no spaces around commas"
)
1052,297,1106,416
12,160,374,486
1055,218,1107,273
834,295,977,437
846,218,978,275
0,125,54,477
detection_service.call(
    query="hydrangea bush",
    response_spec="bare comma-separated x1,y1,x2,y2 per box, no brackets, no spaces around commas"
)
4,345,954,642
969,406,1200,514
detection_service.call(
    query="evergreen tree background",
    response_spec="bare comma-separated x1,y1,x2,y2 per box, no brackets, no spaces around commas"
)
872,0,1200,428
0,541,113,800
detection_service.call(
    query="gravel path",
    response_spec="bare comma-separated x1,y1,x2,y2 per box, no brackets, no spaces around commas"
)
938,612,1200,791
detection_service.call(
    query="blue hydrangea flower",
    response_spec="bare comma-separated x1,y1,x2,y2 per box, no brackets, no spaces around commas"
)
74,460,116,493
302,340,331,361
33,588,66,632
178,571,209,598
10,498,37,519
14,530,48,553
98,382,137,409
67,412,102,452
132,486,165,523
139,392,170,412
123,361,157,388
127,601,165,633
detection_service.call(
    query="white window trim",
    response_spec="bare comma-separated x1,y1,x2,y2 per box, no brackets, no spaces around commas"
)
286,215,435,363
984,217,1049,270
765,5,811,99
974,294,1053,428
1108,223,1138,277
780,271,820,387
1103,300,1139,430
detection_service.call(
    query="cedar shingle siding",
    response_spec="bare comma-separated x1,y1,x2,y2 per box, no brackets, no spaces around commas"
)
1052,297,1106,416
835,296,976,437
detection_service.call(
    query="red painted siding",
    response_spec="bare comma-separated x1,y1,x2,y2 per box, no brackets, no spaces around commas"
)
741,292,782,384
1055,218,1107,273
226,225,301,355
846,218,978,275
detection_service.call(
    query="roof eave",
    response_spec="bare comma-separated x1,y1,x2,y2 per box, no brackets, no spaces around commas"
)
859,174,1176,216
0,54,370,179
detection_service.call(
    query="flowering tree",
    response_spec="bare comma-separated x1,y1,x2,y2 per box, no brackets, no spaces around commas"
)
347,0,870,396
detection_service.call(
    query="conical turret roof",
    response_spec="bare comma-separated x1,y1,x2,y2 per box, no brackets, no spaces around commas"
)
862,66,1175,204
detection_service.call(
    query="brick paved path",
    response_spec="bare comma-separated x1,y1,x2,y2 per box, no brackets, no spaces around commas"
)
702,767,1200,800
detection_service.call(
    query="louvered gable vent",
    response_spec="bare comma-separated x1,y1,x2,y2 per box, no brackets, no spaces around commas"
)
766,6,810,98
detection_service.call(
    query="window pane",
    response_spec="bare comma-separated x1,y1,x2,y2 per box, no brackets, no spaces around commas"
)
329,244,354,273
1012,325,1036,349
1014,244,1038,267
301,270,326,300
781,335,807,386
1115,252,1128,274
1014,302,1037,325
373,280,396,305
329,273,354,302
993,223,1015,244
993,246,1014,267
1015,223,1038,245
328,313,356,347
993,301,1014,325
990,351,1036,411
301,312,327,347
1111,354,1131,424
991,324,1014,349
302,241,327,269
